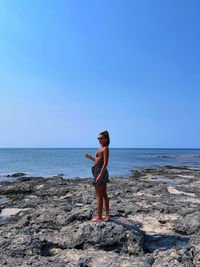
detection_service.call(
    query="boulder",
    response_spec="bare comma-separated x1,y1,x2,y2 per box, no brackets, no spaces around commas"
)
171,213,200,235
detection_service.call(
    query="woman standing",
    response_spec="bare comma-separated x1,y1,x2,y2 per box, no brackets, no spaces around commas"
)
85,130,110,222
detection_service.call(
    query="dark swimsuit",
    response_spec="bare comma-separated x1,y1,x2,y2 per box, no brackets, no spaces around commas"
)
92,163,109,186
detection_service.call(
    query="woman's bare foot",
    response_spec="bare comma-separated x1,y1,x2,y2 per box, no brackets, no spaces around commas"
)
91,216,102,222
102,215,110,221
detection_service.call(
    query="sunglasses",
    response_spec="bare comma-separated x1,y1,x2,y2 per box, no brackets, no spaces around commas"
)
97,137,104,140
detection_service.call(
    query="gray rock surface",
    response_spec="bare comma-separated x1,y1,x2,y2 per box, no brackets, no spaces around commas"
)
0,166,200,266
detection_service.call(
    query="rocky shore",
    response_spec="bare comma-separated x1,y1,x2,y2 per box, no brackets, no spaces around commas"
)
0,166,200,266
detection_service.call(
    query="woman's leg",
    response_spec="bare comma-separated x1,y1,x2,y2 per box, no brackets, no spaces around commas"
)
91,185,104,221
102,184,110,220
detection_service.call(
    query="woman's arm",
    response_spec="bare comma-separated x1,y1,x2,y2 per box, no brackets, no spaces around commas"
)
96,148,109,182
85,153,95,161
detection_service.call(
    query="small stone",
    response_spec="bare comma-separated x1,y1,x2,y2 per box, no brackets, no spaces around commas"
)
49,248,62,256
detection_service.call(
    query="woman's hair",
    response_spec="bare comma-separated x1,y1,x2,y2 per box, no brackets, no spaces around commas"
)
100,130,110,146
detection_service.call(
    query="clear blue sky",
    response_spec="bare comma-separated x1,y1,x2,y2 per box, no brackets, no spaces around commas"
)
0,0,200,148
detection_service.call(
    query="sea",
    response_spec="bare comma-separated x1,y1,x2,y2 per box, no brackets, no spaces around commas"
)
0,148,200,181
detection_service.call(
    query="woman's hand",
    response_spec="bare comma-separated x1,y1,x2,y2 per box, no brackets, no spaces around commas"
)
85,153,91,159
85,153,94,161
96,175,102,183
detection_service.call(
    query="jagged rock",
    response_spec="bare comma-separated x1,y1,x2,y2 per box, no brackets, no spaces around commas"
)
59,219,145,256
7,173,26,177
0,182,33,195
171,213,200,235
152,246,198,267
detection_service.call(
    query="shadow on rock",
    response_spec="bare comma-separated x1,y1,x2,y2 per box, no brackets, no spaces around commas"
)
145,233,189,253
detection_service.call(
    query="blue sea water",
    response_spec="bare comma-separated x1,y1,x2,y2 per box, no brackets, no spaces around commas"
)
0,148,200,180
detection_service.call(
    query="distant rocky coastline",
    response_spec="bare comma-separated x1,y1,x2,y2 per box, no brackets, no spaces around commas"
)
0,166,200,266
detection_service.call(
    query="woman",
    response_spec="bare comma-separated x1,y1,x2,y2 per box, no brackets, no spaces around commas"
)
85,130,110,222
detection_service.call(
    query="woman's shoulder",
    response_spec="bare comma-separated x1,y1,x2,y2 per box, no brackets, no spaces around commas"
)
103,146,109,152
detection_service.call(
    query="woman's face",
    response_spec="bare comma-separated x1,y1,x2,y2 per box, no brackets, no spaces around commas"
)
98,134,107,146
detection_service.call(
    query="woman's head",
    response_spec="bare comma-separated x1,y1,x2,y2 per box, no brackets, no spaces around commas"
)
98,130,110,146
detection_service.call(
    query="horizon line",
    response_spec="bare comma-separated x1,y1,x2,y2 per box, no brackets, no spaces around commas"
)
0,147,200,150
